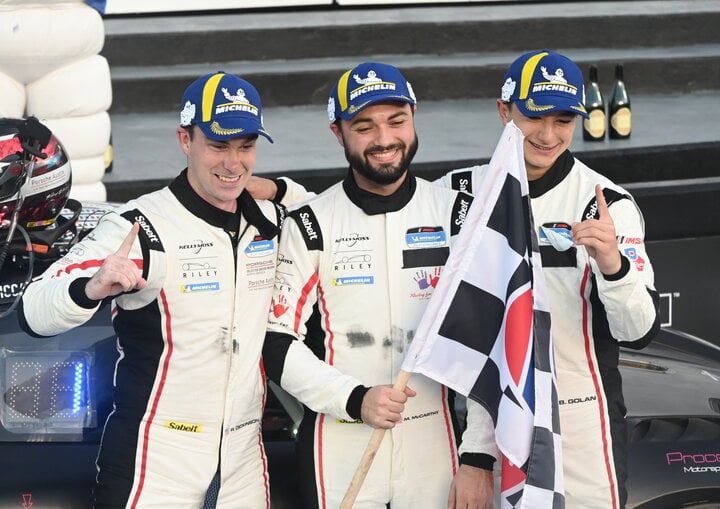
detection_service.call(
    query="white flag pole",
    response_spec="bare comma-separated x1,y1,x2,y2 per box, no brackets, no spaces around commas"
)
340,370,412,509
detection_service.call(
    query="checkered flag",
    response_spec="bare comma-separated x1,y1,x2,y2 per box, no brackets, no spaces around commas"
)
402,122,564,508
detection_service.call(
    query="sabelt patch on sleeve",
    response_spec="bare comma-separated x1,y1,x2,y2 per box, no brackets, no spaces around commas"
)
582,188,627,221
121,209,164,252
120,209,163,284
289,205,323,251
450,170,475,194
450,192,474,236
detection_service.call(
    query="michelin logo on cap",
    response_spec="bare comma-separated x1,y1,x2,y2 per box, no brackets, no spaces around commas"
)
328,62,417,122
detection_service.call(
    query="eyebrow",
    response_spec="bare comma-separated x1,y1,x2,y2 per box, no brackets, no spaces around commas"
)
351,109,410,126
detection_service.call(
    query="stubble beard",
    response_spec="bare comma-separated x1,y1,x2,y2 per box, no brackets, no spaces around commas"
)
345,134,419,186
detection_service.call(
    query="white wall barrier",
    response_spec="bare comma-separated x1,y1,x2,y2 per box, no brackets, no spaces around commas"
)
0,0,110,201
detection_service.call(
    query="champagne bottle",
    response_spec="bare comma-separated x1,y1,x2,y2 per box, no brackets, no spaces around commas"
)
609,63,631,139
582,65,606,141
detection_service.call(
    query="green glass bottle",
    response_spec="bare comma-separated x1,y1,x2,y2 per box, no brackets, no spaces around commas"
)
583,65,606,141
609,63,631,139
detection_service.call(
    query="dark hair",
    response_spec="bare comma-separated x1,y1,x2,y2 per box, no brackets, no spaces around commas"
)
182,124,196,140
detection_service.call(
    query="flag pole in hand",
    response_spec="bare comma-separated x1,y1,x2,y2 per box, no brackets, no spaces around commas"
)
340,370,412,509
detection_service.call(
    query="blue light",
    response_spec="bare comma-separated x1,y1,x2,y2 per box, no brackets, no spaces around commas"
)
72,361,85,415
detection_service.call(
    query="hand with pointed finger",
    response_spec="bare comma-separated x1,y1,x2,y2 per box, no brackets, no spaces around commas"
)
84,223,147,301
571,184,622,275
360,384,417,429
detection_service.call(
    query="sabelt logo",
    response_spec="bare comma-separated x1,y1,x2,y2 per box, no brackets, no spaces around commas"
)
455,198,470,226
585,201,599,220
134,214,160,244
166,421,203,433
300,212,318,240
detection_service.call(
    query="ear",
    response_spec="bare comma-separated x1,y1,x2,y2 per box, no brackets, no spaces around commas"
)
177,127,191,155
329,122,345,147
496,99,511,125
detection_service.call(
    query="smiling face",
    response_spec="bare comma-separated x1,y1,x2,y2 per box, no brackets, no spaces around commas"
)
177,126,257,212
330,101,418,196
497,100,578,180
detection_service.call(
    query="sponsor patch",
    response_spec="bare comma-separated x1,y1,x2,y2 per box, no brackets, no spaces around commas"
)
166,421,203,433
451,192,473,235
181,282,220,293
290,206,323,251
624,247,645,271
245,236,274,257
405,227,447,249
539,223,574,252
333,276,374,286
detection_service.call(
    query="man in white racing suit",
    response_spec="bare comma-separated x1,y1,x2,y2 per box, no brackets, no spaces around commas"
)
263,62,497,509
437,50,660,509
19,72,308,508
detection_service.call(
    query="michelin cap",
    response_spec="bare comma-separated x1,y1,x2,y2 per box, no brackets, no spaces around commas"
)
327,62,417,122
500,50,588,119
179,71,273,142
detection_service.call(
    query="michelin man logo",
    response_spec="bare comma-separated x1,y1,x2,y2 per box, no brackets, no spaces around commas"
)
222,88,247,103
353,70,382,85
541,66,567,83
501,78,516,102
180,100,196,126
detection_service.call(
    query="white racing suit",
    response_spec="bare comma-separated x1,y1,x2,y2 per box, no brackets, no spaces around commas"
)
264,172,497,509
20,170,289,508
438,150,660,509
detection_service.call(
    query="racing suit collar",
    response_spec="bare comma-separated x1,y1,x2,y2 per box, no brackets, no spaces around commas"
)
342,168,417,215
528,149,574,199
169,169,280,239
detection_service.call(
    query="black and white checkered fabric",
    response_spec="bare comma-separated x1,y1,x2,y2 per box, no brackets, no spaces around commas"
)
403,123,564,508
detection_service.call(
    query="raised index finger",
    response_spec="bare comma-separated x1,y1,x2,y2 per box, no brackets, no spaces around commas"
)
116,222,140,258
595,184,609,218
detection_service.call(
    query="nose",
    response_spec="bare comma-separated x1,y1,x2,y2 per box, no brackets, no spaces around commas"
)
224,149,242,170
535,118,556,142
374,124,396,148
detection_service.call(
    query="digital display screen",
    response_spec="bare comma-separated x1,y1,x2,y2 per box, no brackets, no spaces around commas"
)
1,350,94,433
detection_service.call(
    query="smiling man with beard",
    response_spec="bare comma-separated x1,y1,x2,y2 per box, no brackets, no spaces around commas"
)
263,62,497,509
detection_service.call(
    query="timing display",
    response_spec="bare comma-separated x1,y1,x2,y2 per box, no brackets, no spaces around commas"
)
1,350,92,432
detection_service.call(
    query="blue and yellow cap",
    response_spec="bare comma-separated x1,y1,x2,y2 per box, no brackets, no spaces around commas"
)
500,50,588,119
327,62,417,122
179,71,273,142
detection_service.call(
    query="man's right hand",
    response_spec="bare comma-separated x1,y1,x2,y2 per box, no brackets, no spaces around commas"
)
360,385,416,429
85,223,147,301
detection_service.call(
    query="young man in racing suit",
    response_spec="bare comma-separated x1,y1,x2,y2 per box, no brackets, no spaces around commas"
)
437,50,660,509
263,62,497,509
19,72,308,508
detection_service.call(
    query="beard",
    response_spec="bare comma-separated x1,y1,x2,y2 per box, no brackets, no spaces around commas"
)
344,133,419,186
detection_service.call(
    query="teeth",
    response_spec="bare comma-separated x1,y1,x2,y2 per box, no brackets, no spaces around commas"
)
217,174,240,182
372,149,396,160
